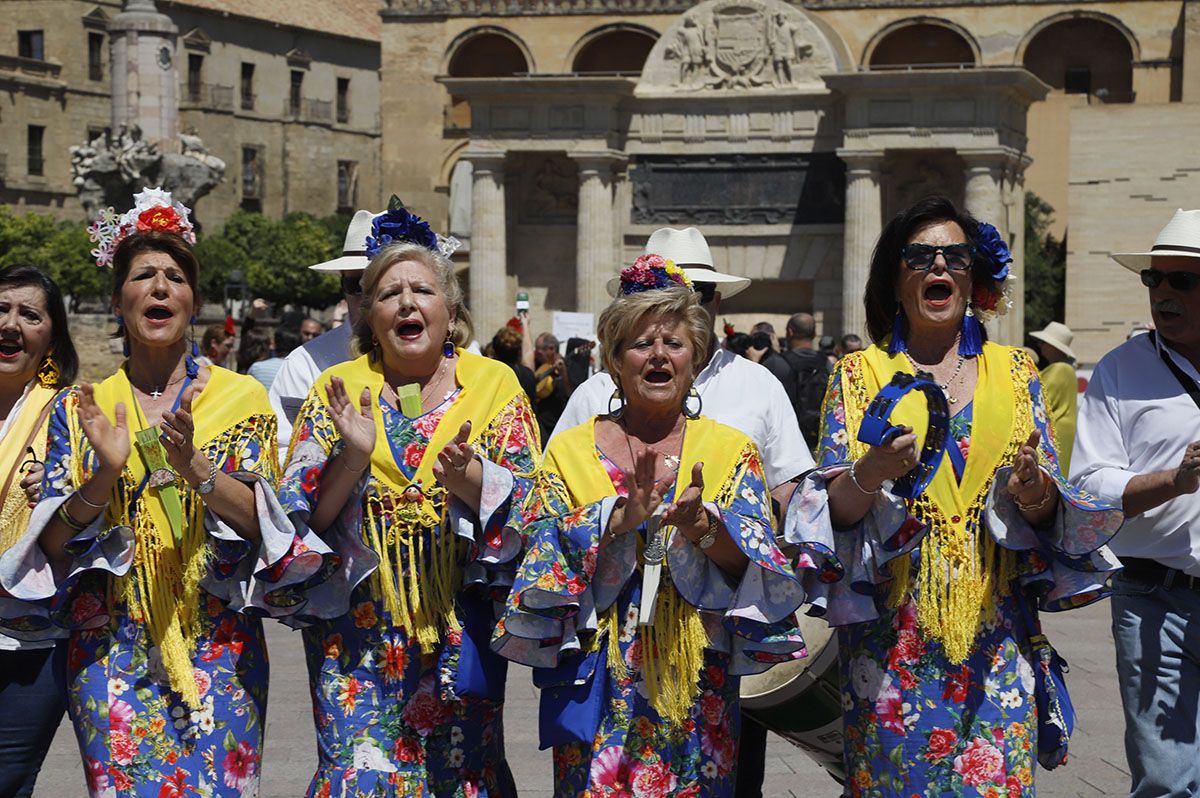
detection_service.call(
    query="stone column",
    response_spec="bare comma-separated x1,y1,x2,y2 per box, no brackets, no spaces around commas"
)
572,154,619,318
467,152,508,340
838,151,883,340
963,151,1016,343
108,0,179,147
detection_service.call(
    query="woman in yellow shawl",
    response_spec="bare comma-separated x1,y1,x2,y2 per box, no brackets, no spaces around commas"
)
277,211,541,797
493,258,808,796
0,264,77,797
0,190,333,798
784,196,1122,796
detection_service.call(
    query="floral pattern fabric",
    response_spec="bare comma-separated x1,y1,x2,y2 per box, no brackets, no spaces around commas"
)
279,386,539,798
495,424,808,797
0,376,326,798
785,348,1124,797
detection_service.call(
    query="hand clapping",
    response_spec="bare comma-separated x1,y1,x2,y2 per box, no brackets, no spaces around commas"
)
160,381,210,483
1007,430,1047,505
662,462,708,540
326,377,375,470
432,421,478,493
76,383,130,476
607,449,667,538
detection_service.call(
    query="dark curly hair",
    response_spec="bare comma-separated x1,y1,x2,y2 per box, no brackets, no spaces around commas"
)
863,195,1002,345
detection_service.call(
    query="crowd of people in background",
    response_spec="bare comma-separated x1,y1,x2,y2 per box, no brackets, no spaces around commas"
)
1,185,1198,798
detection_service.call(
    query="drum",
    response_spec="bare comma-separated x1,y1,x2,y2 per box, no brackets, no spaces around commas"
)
740,613,845,782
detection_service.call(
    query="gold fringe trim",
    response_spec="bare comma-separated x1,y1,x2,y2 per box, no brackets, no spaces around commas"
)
640,573,709,727
363,481,461,652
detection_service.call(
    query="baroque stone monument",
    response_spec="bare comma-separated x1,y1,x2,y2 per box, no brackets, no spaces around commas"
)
70,0,224,220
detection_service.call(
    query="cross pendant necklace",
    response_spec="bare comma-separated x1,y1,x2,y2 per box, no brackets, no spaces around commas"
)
150,388,164,398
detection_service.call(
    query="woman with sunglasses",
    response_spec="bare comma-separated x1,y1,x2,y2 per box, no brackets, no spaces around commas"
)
0,265,77,797
784,195,1123,795
0,190,332,798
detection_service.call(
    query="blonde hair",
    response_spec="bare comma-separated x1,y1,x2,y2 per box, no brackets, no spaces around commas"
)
596,287,710,385
352,241,474,356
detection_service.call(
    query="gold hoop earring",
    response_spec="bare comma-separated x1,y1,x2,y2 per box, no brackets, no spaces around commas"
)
37,354,60,389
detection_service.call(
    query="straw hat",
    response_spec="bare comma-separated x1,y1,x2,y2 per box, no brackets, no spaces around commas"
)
605,227,752,298
1111,209,1200,272
1029,321,1077,362
310,209,375,272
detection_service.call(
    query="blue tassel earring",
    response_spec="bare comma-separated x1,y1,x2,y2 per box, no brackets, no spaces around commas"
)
190,315,200,358
888,309,908,355
116,314,129,357
958,306,984,356
443,338,455,358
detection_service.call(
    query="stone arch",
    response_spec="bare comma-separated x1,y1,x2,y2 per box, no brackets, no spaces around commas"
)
1017,12,1137,99
863,17,980,69
443,26,534,77
567,24,659,74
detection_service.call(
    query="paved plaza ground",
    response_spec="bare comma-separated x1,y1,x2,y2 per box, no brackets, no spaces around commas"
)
34,600,1129,797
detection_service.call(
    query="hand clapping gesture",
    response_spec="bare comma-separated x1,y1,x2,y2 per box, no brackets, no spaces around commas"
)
607,449,668,538
432,421,483,506
160,380,212,485
326,377,375,471
1007,430,1048,506
662,462,709,541
77,383,131,476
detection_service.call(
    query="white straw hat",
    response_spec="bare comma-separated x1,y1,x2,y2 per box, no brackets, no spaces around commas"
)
605,227,752,298
310,209,375,272
1028,321,1077,362
1111,209,1200,272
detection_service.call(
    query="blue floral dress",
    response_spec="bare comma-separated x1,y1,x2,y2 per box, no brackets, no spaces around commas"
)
784,346,1123,798
278,369,540,798
494,417,809,797
0,368,332,798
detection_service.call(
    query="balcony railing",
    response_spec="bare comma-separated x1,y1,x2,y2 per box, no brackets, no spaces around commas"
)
283,98,333,122
181,82,235,111
0,53,63,80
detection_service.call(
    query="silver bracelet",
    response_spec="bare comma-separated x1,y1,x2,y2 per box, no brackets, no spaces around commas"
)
847,460,880,496
73,488,109,510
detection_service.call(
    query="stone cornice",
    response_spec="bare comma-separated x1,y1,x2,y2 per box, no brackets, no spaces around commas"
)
382,0,1116,17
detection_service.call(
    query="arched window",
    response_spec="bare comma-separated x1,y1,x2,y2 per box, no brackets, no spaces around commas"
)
868,21,976,69
1022,16,1134,100
447,31,530,77
572,28,657,74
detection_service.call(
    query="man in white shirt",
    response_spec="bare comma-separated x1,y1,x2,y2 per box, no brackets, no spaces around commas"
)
1072,208,1200,798
551,227,813,798
269,210,373,457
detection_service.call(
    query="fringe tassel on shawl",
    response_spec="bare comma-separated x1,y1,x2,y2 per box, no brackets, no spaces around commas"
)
363,482,461,652
641,574,709,727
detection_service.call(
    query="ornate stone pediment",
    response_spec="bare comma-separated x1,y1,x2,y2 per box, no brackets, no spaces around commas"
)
638,0,842,95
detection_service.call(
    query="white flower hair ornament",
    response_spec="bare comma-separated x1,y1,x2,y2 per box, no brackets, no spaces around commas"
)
89,187,196,269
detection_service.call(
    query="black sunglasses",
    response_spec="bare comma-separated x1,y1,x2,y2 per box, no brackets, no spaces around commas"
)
340,273,363,296
1140,269,1200,292
693,282,716,304
901,243,976,272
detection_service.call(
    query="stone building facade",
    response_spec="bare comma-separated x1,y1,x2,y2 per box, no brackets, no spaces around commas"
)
0,0,382,229
378,0,1195,353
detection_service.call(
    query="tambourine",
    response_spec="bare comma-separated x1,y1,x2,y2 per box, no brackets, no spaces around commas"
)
856,371,950,499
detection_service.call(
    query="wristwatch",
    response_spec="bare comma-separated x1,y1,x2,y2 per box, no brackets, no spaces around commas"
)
195,460,219,496
697,511,720,550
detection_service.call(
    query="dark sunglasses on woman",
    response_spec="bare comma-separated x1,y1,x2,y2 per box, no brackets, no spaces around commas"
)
1140,268,1200,292
901,243,976,272
340,272,364,296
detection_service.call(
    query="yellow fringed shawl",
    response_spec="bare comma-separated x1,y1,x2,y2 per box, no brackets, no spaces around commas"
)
839,343,1036,662
0,384,56,553
84,366,277,709
313,350,523,652
542,415,755,727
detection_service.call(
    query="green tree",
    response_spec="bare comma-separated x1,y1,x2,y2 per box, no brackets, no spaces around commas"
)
0,206,109,308
1023,192,1067,337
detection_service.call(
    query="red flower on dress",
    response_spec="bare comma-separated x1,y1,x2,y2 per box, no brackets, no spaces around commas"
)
700,692,724,727
382,641,408,683
109,765,133,791
1006,774,1023,798
592,746,634,796
70,591,104,625
889,628,923,668
700,724,736,775
110,731,138,765
85,757,109,792
193,667,212,697
222,740,258,790
925,727,958,761
953,737,1005,788
393,736,425,764
157,767,192,798
875,682,906,735
630,760,678,798
108,699,135,734
301,466,323,496
705,665,726,690
942,664,971,703
402,687,452,735
402,442,424,469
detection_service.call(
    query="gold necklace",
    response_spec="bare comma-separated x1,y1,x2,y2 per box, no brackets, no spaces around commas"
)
619,418,682,476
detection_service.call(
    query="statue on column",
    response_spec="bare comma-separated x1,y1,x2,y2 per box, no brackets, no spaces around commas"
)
71,0,224,222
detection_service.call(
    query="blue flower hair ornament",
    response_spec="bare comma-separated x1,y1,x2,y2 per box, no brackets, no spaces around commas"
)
365,207,438,259
975,222,1012,282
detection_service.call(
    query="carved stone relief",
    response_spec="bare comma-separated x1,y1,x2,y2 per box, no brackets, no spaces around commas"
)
511,153,578,225
639,0,840,94
631,154,844,225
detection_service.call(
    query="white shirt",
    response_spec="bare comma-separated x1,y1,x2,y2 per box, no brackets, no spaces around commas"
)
1071,333,1200,575
551,347,813,489
269,323,354,459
